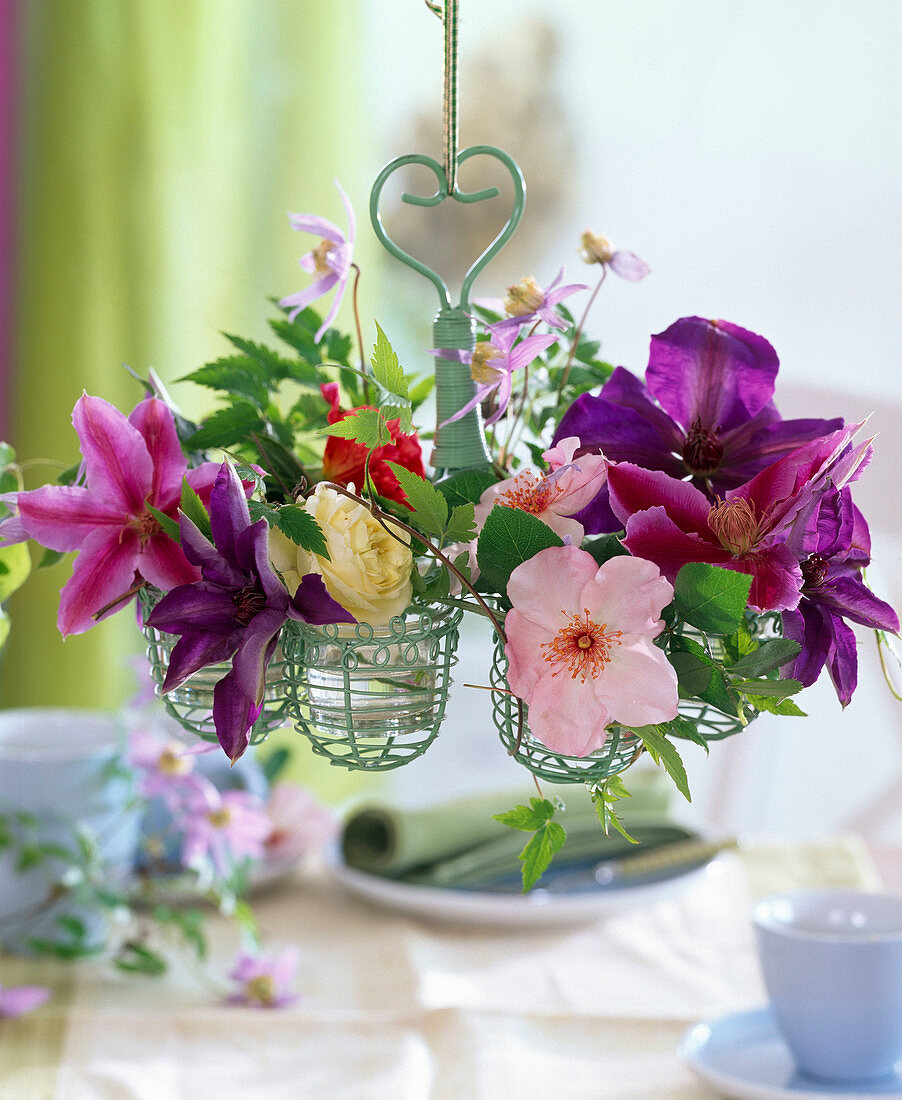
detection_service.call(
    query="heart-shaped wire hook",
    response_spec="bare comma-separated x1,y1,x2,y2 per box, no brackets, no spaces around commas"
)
369,144,525,313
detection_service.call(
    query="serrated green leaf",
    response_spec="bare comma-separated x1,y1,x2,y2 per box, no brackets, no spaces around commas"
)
659,714,710,752
179,478,213,543
669,634,740,716
493,798,555,832
726,638,801,677
519,820,567,891
187,402,266,451
476,506,564,597
633,725,691,802
318,407,386,450
408,375,435,407
269,316,322,364
146,503,181,545
590,776,639,843
732,677,803,698
744,693,807,716
326,329,353,364
224,334,316,385
583,533,629,567
674,563,752,634
435,468,499,508
384,462,448,535
180,357,270,409
371,322,408,399
272,506,328,558
443,502,477,545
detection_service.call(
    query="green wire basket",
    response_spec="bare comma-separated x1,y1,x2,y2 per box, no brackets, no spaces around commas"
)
489,637,643,784
140,591,289,747
281,604,463,771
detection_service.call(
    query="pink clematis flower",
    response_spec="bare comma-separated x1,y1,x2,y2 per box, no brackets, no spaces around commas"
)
263,782,337,865
180,783,273,878
505,546,679,757
227,946,299,1009
278,181,355,343
475,436,608,544
0,395,220,636
580,231,650,281
0,983,51,1018
438,326,557,429
607,424,874,613
490,268,588,333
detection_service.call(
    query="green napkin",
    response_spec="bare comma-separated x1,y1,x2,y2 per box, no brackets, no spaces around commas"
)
341,767,672,880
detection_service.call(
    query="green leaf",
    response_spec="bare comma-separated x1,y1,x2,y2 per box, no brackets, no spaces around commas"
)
384,462,448,536
435,468,499,509
269,313,322,363
145,504,181,545
633,725,692,802
673,563,752,634
248,436,308,499
732,677,803,698
261,748,291,785
36,548,66,570
407,375,435,408
519,820,567,891
114,942,167,976
726,638,801,677
180,357,270,409
0,543,30,602
658,714,711,752
271,506,328,558
744,693,807,717
370,322,409,399
669,634,740,716
187,402,266,451
493,797,556,832
443,502,477,545
476,506,564,597
589,776,638,843
318,407,386,450
223,334,317,386
582,533,629,567
179,478,213,543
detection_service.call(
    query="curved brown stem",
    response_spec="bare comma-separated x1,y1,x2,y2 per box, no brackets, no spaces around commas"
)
350,264,370,404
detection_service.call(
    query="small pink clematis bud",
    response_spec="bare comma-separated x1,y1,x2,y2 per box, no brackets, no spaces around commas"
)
580,230,650,281
503,276,545,317
580,231,616,265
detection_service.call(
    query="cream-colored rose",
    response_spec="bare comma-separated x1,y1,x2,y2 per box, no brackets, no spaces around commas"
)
269,485,413,625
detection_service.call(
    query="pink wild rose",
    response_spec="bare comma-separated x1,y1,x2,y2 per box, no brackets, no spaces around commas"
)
504,546,679,756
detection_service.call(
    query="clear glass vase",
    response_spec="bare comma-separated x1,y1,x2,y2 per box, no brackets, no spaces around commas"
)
281,606,463,771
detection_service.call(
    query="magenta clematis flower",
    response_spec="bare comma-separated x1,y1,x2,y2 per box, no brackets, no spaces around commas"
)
180,782,273,877
781,488,899,706
0,395,221,636
227,946,299,1009
0,983,51,1018
278,180,355,343
607,424,874,613
553,317,843,533
475,436,608,544
491,268,588,333
505,546,679,757
146,461,355,763
438,326,556,429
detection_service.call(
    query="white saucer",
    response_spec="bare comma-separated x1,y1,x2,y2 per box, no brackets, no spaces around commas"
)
678,1008,902,1099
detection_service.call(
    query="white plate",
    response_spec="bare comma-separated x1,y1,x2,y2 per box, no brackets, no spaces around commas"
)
327,845,716,928
678,1008,902,1099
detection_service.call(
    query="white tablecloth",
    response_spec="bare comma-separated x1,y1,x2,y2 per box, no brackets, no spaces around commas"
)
0,835,882,1100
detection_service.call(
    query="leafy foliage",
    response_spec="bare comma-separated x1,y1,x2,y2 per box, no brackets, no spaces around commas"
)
493,797,567,891
476,506,564,597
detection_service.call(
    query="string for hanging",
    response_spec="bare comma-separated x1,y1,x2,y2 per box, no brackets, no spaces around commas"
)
424,0,460,195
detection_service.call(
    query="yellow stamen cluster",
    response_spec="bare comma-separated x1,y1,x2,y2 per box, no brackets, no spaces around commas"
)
312,238,335,276
580,230,615,265
207,807,232,829
470,343,504,385
496,471,563,516
245,975,276,1005
541,608,623,683
503,276,544,317
157,744,191,777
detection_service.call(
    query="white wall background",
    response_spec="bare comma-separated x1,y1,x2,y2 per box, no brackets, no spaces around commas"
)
356,1,902,839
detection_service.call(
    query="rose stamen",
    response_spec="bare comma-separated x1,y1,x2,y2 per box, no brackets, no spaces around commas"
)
541,608,622,683
496,471,564,516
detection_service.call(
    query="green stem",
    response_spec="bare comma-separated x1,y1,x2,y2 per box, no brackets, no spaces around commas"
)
557,268,606,400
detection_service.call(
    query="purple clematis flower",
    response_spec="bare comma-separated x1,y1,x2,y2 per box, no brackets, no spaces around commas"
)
490,268,588,334
553,317,844,533
146,461,354,763
438,325,557,429
0,983,51,1018
607,423,874,612
278,180,355,343
0,394,221,635
781,488,899,706
227,946,299,1009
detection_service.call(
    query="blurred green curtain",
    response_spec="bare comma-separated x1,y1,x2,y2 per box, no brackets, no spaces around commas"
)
2,1,365,711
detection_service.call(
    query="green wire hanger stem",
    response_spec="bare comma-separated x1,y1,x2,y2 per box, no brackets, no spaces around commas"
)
368,0,526,471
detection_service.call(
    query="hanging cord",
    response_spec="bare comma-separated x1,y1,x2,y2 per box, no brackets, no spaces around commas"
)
424,0,460,194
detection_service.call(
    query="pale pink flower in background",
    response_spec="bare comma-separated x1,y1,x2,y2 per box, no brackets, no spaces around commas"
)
126,728,205,803
279,181,356,342
0,983,51,1018
490,268,588,333
579,231,650,281
505,545,679,756
180,784,273,877
475,436,608,544
263,782,337,865
227,946,300,1009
